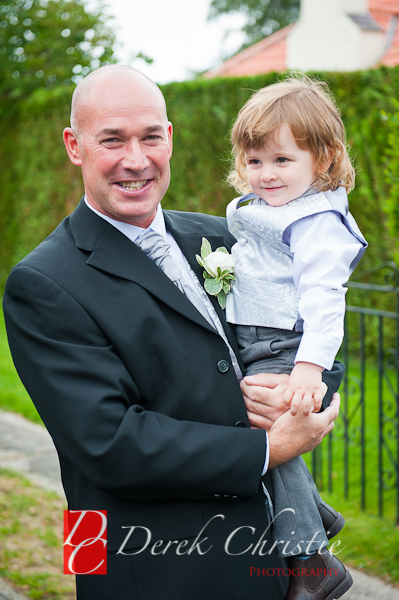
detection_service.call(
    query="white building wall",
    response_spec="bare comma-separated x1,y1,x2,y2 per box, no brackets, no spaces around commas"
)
345,0,368,13
287,0,384,72
358,31,386,68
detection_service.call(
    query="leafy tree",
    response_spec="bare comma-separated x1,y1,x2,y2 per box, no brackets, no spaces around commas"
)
208,0,300,50
0,0,115,101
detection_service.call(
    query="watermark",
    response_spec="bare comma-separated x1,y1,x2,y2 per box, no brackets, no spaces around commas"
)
249,567,340,577
115,510,343,558
64,510,107,575
62,508,344,572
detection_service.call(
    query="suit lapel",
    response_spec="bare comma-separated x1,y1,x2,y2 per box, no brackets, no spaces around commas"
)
163,210,244,366
69,201,216,333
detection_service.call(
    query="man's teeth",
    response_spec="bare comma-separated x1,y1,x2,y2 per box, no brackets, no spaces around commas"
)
118,180,147,190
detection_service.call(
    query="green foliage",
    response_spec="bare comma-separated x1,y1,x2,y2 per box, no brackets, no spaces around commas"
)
1,65,399,297
208,0,299,49
162,67,398,271
383,99,399,263
0,0,115,103
0,0,116,288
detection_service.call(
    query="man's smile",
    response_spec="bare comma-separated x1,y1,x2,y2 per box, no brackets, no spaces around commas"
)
116,180,149,191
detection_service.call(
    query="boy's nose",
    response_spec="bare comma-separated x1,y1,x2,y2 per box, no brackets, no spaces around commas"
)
260,166,277,182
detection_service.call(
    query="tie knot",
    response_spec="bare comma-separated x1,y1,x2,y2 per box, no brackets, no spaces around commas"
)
136,230,183,287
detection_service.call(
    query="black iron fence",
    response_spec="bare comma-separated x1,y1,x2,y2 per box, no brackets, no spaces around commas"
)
309,262,399,524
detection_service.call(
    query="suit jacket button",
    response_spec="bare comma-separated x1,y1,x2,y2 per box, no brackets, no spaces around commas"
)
235,421,247,428
217,360,229,373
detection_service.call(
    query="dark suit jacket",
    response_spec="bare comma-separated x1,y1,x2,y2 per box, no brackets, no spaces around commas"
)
3,200,343,599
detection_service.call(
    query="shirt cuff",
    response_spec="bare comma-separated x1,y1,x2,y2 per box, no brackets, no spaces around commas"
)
261,431,270,476
295,331,343,370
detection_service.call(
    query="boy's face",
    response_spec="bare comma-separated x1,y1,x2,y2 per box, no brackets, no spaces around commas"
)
245,123,317,207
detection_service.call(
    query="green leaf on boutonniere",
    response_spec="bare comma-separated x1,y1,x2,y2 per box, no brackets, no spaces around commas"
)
217,292,227,309
204,278,223,295
201,238,212,259
195,254,205,269
222,281,231,294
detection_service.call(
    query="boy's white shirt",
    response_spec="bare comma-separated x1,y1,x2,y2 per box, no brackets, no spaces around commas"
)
290,209,361,368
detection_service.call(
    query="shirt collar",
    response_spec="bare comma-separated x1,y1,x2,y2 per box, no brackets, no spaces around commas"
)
84,196,166,243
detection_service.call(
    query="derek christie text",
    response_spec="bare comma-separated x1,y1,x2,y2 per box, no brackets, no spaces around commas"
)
116,513,342,557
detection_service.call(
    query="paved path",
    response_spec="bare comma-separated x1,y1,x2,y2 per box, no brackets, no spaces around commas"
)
0,409,64,497
0,408,398,600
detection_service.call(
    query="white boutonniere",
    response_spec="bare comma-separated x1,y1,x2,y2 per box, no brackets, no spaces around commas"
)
196,237,235,309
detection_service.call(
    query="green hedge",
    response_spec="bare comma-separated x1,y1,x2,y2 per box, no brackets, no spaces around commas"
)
1,66,399,292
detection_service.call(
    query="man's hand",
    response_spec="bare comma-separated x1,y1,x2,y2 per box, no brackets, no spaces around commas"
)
268,393,340,469
241,372,328,430
240,373,290,430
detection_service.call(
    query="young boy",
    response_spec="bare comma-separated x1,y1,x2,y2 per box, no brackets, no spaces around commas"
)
226,75,367,600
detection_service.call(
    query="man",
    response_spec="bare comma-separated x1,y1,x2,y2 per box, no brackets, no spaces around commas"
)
3,65,341,599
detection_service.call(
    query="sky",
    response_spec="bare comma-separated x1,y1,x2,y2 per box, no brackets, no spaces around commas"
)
87,0,247,84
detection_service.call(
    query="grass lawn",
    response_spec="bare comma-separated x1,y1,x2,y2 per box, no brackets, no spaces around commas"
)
0,311,42,424
319,491,399,586
0,467,74,600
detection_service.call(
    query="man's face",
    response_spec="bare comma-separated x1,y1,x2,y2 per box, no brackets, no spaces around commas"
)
65,77,173,227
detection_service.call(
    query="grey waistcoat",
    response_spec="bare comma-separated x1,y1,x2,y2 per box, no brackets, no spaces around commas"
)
225,187,367,329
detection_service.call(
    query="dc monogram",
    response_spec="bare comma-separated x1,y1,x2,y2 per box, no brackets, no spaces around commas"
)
63,510,107,575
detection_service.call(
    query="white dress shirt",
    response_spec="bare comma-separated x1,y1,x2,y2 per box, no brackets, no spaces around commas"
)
290,211,362,368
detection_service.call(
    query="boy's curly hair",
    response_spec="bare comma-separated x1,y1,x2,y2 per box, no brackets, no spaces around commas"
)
228,74,355,195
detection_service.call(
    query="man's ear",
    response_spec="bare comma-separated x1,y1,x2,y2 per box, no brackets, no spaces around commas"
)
63,128,82,166
167,122,173,159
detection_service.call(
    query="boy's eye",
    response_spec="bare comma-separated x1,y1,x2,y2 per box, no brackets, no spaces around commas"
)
247,158,261,165
276,157,289,163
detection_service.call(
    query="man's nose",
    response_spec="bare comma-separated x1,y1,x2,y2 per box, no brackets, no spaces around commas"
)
121,140,150,171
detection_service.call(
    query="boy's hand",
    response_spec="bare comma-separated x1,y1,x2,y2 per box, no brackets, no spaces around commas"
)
283,362,324,416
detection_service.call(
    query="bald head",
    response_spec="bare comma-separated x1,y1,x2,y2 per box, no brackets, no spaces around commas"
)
63,63,173,227
70,65,168,138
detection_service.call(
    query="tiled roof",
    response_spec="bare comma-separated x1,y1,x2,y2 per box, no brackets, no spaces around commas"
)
369,0,399,66
204,1,399,78
369,0,399,10
203,24,294,78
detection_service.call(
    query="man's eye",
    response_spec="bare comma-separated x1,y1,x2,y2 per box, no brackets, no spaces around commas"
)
102,138,120,145
276,157,288,163
145,135,161,141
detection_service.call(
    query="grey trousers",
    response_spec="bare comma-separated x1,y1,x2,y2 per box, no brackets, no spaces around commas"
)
236,325,329,557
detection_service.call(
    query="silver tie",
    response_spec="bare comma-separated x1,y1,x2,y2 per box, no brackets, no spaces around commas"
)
136,230,185,293
136,229,243,380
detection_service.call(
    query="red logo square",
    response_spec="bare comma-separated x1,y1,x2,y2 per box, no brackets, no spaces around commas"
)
64,510,107,575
